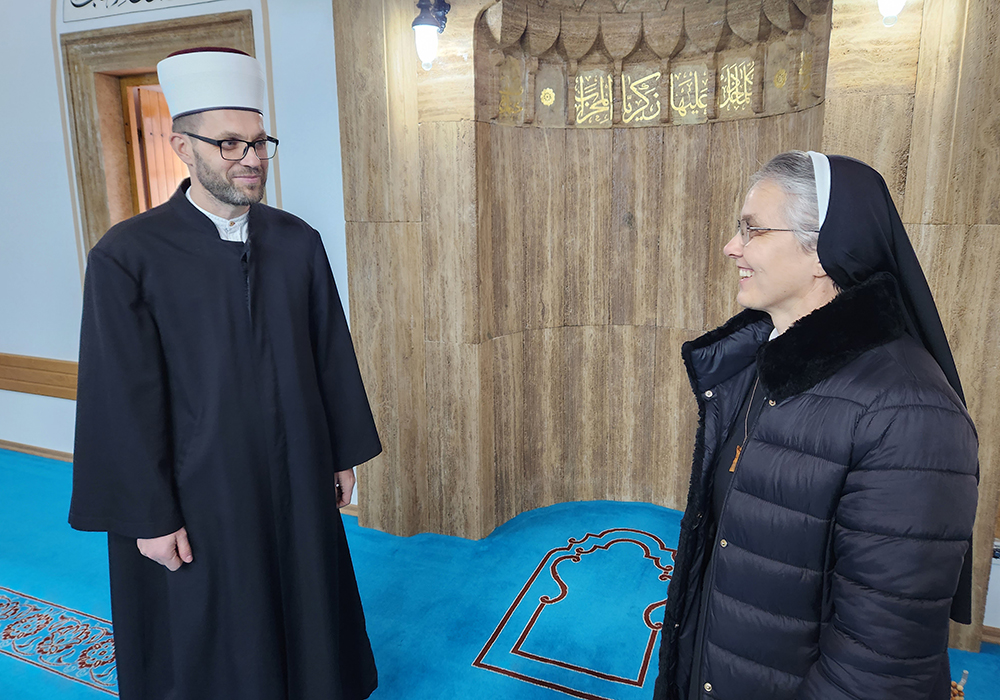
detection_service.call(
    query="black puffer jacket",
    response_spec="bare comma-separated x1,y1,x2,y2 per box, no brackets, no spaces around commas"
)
654,273,978,700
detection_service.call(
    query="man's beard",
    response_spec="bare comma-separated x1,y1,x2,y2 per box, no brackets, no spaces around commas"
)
192,150,267,207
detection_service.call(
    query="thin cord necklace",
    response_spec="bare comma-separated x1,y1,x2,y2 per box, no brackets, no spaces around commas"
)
730,376,760,473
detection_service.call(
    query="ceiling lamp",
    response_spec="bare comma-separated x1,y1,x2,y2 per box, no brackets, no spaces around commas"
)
412,0,451,71
878,0,906,26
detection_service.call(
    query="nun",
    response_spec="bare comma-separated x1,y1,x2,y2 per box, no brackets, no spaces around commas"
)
654,151,978,700
70,48,381,700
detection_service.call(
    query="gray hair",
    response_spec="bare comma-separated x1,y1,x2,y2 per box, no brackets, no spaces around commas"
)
749,151,821,252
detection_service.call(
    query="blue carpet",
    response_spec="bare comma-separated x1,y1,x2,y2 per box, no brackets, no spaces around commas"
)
355,502,680,700
0,451,113,700
1,447,998,699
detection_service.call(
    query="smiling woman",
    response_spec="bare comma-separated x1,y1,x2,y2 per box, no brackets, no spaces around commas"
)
655,152,979,700
725,178,837,335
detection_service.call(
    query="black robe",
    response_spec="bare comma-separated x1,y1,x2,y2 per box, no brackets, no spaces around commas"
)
69,181,382,700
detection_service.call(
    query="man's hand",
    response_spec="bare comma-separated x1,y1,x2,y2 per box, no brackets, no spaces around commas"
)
137,527,193,571
335,469,355,509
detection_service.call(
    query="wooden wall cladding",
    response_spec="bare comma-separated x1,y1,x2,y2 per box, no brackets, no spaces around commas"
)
332,0,420,223
821,0,922,207
336,0,832,540
0,440,73,463
904,0,1000,227
479,111,824,528
336,0,996,646
0,354,78,401
346,221,430,535
911,223,1000,650
910,0,1000,651
421,121,480,345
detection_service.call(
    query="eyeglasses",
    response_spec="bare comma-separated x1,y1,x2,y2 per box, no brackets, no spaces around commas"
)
184,132,279,161
736,219,818,246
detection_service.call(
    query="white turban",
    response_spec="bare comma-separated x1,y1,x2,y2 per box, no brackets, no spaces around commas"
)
157,48,265,119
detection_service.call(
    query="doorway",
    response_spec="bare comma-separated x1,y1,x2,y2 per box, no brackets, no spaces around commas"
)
120,74,186,214
61,10,255,251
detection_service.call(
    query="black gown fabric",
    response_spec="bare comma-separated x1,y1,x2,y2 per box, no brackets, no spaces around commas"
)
69,181,382,700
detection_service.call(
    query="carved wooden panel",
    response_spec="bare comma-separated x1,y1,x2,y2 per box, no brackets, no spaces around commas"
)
476,0,832,128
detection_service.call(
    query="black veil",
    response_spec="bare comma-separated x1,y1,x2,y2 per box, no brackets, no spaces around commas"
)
812,153,974,624
816,155,964,405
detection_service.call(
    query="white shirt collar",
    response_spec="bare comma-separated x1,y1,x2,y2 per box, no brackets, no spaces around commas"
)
186,188,249,243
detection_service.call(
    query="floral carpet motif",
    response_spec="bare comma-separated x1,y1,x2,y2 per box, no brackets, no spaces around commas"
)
0,587,117,696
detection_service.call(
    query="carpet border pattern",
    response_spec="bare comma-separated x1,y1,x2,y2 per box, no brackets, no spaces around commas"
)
0,586,118,696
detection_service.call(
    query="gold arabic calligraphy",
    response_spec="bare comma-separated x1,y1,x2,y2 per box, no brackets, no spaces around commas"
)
498,61,524,121
718,60,754,113
622,71,661,124
670,68,709,119
800,52,813,92
575,73,612,125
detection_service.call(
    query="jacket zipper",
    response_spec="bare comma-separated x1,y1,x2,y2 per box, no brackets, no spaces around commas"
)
694,388,768,695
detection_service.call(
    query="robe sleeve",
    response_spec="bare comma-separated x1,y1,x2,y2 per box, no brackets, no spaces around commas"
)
796,400,978,700
69,247,184,539
308,233,382,471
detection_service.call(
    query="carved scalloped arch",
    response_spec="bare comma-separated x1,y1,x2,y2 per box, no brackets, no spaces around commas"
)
477,0,831,126
486,0,829,60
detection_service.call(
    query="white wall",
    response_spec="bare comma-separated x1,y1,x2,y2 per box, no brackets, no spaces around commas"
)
0,0,352,454
0,3,85,451
267,0,351,312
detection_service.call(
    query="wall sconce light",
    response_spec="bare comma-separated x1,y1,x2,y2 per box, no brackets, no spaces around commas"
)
412,0,450,70
878,0,906,26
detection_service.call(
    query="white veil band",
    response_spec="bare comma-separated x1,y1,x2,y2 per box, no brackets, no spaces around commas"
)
807,151,831,229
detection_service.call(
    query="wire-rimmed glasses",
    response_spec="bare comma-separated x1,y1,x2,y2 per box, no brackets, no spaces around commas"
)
736,219,818,245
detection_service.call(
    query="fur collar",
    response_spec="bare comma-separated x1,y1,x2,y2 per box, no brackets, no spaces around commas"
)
685,272,909,404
